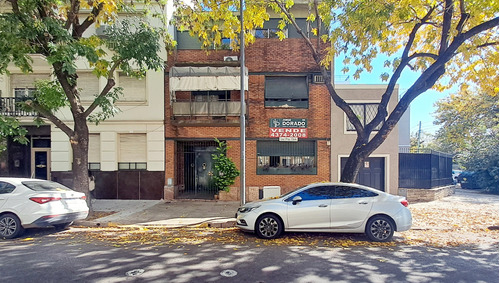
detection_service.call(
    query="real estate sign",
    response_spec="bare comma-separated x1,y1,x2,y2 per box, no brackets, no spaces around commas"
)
269,118,308,140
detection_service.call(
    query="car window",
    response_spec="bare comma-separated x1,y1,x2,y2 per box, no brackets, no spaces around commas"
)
0,181,16,194
22,181,72,192
286,186,335,201
334,186,378,199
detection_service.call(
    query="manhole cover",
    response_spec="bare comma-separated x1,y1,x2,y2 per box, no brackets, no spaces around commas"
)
220,269,238,277
126,269,145,277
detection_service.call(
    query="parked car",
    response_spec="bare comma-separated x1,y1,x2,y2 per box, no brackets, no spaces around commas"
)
452,170,463,184
457,171,482,189
0,178,89,239
236,182,412,242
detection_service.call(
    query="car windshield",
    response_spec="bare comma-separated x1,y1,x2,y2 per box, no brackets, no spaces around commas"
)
279,185,308,199
22,181,72,192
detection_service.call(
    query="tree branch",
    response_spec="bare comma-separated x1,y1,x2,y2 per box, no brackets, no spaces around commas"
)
365,6,436,132
439,0,453,55
73,2,103,39
456,0,470,34
25,101,74,138
83,60,122,117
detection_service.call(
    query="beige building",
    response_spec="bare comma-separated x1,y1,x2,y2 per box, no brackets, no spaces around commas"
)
331,84,399,195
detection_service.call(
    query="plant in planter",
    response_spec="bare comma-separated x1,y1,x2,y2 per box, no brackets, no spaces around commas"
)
212,138,240,192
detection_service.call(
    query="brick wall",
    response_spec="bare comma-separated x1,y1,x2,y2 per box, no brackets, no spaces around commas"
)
165,38,331,201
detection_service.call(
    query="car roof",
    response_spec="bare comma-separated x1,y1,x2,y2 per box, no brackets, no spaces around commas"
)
306,182,386,193
0,177,48,185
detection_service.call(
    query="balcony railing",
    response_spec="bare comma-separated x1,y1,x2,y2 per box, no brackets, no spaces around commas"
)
172,100,241,117
0,97,37,117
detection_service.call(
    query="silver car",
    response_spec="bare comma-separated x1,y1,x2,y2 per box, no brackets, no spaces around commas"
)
236,182,412,242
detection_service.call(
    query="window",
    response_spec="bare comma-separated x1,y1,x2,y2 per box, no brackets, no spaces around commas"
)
334,186,378,199
118,133,147,170
192,91,231,102
257,140,316,175
78,73,100,101
255,28,287,39
346,103,382,131
0,182,16,194
11,73,51,100
119,73,146,101
286,186,335,201
265,76,308,108
88,134,101,170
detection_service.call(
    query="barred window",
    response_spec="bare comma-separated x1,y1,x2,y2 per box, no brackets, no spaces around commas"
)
257,140,316,175
346,103,382,131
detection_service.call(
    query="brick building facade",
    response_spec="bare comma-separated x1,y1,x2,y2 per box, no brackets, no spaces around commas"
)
164,36,332,201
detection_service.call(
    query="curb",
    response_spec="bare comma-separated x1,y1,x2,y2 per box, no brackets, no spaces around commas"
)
74,218,237,229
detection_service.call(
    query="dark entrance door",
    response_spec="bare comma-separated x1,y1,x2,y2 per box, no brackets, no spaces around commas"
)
341,157,385,191
32,149,50,180
177,141,219,199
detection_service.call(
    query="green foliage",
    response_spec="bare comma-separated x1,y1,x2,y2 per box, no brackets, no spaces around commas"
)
434,86,498,194
87,87,123,125
0,116,28,151
211,138,240,192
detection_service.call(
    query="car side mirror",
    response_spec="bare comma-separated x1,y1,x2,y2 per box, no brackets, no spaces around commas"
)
292,196,302,205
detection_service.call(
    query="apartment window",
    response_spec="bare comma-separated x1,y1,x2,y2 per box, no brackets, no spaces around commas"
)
88,134,101,170
11,73,51,100
78,73,100,101
118,133,147,170
192,91,230,102
265,76,308,108
255,28,287,39
346,103,382,131
257,140,316,175
119,73,146,101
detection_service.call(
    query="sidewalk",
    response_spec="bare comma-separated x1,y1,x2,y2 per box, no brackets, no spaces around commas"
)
77,199,241,228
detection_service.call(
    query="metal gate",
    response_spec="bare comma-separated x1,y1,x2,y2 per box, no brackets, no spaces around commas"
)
176,141,219,199
341,157,385,191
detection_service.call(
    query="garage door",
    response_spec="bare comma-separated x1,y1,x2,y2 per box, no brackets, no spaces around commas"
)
341,157,385,191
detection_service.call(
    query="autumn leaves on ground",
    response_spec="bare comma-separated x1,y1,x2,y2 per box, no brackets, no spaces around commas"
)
64,190,498,249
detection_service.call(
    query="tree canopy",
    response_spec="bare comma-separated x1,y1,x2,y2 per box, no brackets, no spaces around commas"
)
174,0,498,182
0,0,173,210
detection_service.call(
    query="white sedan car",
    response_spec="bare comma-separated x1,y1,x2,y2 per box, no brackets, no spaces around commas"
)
236,183,412,242
0,178,89,239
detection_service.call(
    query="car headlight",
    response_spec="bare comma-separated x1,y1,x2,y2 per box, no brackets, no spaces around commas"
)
238,205,261,213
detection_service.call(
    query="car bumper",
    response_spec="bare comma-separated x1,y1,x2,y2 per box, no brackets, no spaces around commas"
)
394,207,412,232
24,211,89,228
235,211,259,232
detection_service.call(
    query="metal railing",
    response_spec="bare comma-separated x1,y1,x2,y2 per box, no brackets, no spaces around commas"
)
0,97,37,117
172,100,241,117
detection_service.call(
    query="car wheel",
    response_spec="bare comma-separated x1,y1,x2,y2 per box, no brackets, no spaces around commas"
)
365,215,394,242
0,213,25,239
54,222,73,231
255,214,283,239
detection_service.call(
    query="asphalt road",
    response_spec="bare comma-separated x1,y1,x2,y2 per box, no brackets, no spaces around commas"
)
0,228,498,283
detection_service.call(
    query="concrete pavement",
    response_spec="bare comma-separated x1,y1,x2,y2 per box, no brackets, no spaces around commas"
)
77,199,241,228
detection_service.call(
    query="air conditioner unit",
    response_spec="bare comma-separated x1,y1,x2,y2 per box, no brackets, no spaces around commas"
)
312,74,325,84
223,56,238,62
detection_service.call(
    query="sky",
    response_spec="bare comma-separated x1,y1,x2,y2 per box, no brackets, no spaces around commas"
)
333,56,454,136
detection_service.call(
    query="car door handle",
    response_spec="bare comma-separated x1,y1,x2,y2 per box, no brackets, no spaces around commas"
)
358,201,368,205
319,204,328,207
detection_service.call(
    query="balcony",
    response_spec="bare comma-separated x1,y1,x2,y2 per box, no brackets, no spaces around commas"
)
0,97,37,117
171,99,243,126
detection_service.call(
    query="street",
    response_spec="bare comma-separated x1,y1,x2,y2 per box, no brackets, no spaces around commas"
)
0,227,498,283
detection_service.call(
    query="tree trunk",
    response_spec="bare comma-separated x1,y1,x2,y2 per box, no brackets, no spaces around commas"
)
70,115,92,215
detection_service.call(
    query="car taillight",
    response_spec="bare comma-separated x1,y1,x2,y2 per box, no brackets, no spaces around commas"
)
29,197,62,204
400,199,409,207
80,195,87,200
